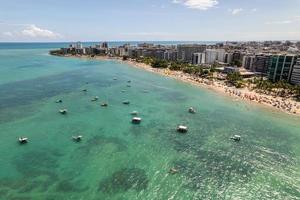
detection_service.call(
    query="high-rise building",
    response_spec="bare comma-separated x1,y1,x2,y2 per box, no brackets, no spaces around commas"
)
268,55,297,82
224,53,233,64
164,50,178,61
242,55,255,70
205,49,218,64
252,55,271,74
192,53,205,65
177,44,206,62
291,58,300,85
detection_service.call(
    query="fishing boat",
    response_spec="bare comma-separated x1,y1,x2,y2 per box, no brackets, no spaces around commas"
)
19,137,28,144
101,103,108,107
188,107,196,114
72,135,83,142
230,135,241,142
130,111,139,115
177,125,188,133
123,100,130,105
56,99,63,103
59,109,68,114
91,96,99,102
132,117,142,124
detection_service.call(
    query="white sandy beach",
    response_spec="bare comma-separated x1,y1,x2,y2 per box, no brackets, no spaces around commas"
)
63,54,300,116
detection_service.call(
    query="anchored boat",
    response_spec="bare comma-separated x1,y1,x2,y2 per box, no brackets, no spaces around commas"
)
19,137,28,144
132,117,142,124
177,125,188,133
123,100,130,105
72,135,83,142
188,107,196,114
91,96,99,102
59,109,68,115
230,135,241,142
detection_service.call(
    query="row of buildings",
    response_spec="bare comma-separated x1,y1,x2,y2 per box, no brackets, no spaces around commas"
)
60,42,300,85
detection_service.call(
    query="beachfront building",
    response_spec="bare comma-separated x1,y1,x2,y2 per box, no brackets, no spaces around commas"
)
243,55,255,70
164,50,178,61
268,55,297,83
205,49,218,64
291,58,300,85
224,53,233,64
177,44,206,63
243,54,271,74
192,53,205,65
204,49,226,64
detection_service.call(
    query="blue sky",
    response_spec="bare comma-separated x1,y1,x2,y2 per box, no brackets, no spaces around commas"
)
0,0,299,42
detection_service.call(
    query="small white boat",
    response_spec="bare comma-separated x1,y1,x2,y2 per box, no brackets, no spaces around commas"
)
177,125,188,133
101,103,108,107
19,137,28,144
188,107,196,114
91,96,99,102
123,101,130,105
132,117,142,124
230,135,241,142
130,111,139,115
56,99,63,103
72,135,83,142
59,109,68,114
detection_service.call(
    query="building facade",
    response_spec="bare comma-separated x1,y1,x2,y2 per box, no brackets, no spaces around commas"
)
192,53,205,65
291,58,300,85
268,55,297,82
177,44,206,62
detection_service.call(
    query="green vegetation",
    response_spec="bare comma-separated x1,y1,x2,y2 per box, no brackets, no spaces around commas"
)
251,78,300,99
226,72,244,88
151,59,168,68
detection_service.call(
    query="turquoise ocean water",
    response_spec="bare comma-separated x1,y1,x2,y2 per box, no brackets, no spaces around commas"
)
0,43,300,200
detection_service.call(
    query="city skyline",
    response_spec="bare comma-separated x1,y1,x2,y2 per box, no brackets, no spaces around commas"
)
0,0,300,42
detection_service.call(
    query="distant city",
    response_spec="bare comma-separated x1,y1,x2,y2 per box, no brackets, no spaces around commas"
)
54,41,300,86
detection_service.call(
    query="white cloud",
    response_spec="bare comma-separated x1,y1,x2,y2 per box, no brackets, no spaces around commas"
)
229,8,243,15
172,0,218,10
21,24,61,39
251,8,257,12
0,22,62,41
2,31,13,37
265,20,292,25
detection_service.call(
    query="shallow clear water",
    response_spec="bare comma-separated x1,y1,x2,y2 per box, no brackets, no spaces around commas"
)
0,46,300,200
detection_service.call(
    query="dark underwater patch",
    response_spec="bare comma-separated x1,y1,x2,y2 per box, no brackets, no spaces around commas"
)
77,135,128,154
98,168,148,194
55,179,88,193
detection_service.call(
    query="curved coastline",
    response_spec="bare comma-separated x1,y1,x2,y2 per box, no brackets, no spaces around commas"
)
52,54,300,116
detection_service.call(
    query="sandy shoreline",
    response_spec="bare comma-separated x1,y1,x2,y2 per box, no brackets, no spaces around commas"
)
59,54,300,116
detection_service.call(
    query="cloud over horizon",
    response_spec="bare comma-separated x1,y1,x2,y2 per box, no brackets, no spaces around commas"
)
0,23,62,40
172,0,218,10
